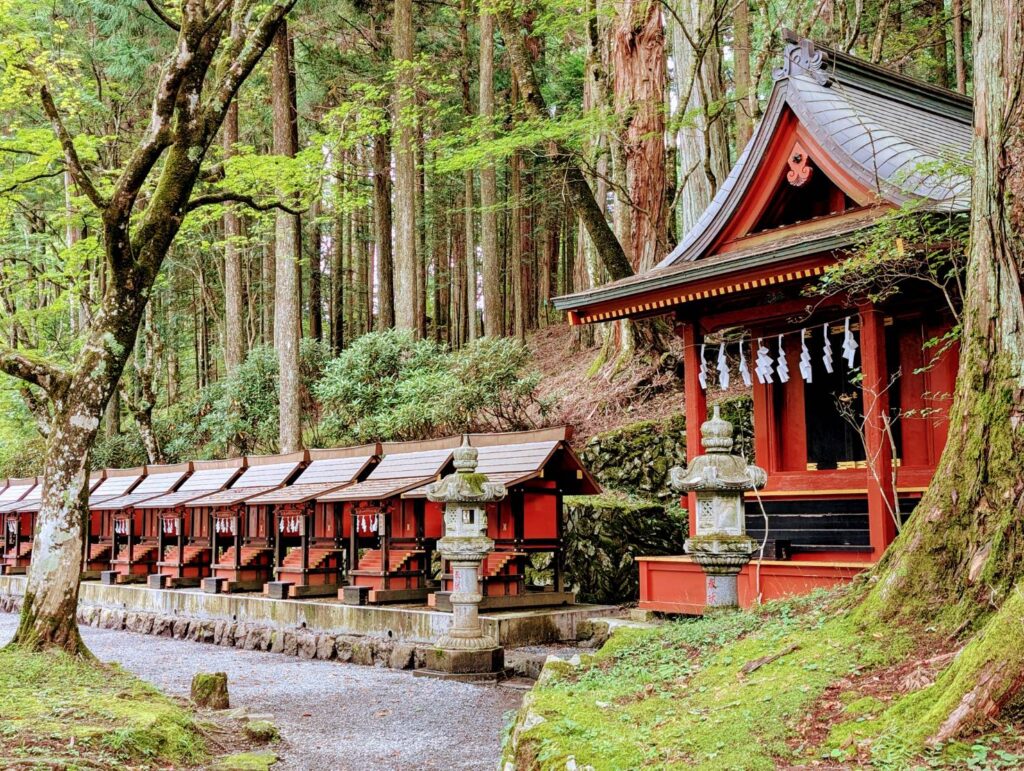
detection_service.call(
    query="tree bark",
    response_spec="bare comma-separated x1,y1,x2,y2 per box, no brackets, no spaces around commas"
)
732,0,754,151
272,22,303,453
613,0,668,271
373,130,395,329
671,0,730,234
952,0,967,93
858,0,1024,740
461,0,478,343
308,198,323,342
479,9,502,337
223,100,246,373
392,0,418,332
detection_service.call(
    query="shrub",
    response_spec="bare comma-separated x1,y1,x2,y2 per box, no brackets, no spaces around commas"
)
315,331,547,443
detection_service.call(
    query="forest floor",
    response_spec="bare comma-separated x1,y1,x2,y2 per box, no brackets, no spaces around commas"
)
530,323,686,441
0,614,522,771
502,588,1024,770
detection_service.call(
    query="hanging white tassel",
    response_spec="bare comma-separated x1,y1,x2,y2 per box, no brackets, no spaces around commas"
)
842,316,859,368
776,334,790,383
739,338,752,387
717,342,730,390
698,343,708,390
822,322,834,373
755,338,773,383
799,329,813,382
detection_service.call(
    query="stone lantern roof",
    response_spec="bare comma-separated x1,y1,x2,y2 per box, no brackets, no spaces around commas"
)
671,406,767,493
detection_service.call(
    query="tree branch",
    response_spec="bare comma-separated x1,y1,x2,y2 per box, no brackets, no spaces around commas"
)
143,0,181,31
36,84,108,211
185,191,303,214
0,347,69,396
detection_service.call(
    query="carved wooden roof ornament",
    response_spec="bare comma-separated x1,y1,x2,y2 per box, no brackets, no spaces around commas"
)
773,33,832,86
787,142,813,187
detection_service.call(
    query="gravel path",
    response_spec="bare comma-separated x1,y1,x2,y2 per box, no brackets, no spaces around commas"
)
0,614,522,770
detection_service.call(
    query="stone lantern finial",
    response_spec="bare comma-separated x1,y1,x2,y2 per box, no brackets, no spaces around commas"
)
670,405,767,609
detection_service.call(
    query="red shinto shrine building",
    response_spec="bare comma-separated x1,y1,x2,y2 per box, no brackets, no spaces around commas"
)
554,36,970,613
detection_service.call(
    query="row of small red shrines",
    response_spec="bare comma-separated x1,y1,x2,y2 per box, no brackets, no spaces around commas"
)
0,428,599,607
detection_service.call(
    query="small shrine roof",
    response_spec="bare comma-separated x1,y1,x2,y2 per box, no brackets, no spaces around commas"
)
185,451,306,508
318,446,454,503
89,463,192,512
134,459,245,510
88,466,146,507
246,445,380,505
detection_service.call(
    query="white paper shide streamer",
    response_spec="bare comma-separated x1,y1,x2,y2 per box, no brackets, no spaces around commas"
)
717,342,729,390
698,344,708,390
822,322,834,373
842,316,859,367
799,329,813,382
755,338,773,384
776,334,790,383
739,338,752,387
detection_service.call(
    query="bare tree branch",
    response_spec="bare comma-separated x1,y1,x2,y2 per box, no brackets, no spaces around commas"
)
143,0,181,31
184,191,304,214
36,84,108,211
0,347,69,396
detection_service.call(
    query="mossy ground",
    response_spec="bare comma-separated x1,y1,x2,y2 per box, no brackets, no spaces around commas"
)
0,643,207,768
503,587,1024,770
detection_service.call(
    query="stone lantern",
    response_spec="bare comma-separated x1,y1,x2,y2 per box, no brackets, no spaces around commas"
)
422,436,507,680
670,405,767,609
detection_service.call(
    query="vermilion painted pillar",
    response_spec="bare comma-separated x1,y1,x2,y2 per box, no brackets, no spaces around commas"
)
859,306,897,556
678,319,707,539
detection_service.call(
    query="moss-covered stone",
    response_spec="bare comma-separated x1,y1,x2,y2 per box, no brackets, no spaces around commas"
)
191,672,229,709
243,720,280,744
563,494,686,604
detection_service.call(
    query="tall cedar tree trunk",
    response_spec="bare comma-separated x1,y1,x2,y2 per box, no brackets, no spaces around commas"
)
857,0,1024,741
272,23,303,453
479,10,502,337
5,1,293,653
732,0,754,150
373,131,395,329
672,0,730,233
308,198,323,341
393,0,418,332
223,100,246,373
461,0,478,343
330,157,345,351
953,0,967,93
495,8,633,283
613,0,668,272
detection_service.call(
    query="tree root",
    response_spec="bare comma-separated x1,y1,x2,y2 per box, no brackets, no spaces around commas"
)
925,585,1024,745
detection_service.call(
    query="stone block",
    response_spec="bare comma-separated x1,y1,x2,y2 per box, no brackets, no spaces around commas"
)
282,631,297,657
423,645,504,676
266,581,292,600
191,672,229,709
340,585,369,605
315,634,335,660
297,632,317,659
147,573,167,589
389,643,416,670
100,570,118,586
202,577,225,594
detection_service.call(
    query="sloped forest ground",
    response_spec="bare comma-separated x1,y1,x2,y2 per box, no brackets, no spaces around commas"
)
502,585,1024,770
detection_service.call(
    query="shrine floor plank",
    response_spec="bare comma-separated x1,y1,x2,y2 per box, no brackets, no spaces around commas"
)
0,613,522,771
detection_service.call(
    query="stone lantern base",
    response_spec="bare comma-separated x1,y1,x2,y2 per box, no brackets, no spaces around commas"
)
417,645,506,683
684,535,758,609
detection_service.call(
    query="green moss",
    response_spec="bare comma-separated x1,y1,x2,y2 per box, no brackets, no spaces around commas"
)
212,750,279,770
501,587,942,770
842,695,885,717
0,643,206,767
243,720,280,743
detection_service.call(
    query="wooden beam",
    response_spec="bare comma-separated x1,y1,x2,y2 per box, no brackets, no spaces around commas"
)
678,320,707,538
859,305,897,555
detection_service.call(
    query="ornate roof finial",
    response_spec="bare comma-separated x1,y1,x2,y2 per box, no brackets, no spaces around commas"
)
773,32,832,86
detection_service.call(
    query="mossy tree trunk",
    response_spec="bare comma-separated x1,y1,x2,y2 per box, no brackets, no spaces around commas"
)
859,0,1024,739
0,0,295,655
